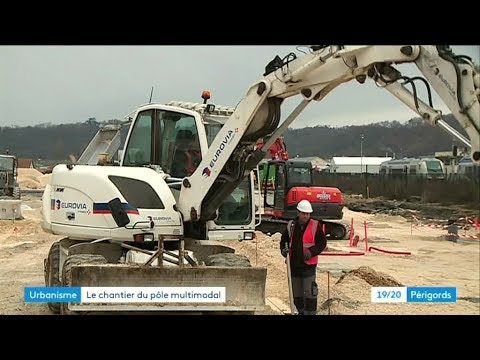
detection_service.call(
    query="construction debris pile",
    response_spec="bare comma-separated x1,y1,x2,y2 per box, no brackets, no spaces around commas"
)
17,169,51,190
336,266,404,287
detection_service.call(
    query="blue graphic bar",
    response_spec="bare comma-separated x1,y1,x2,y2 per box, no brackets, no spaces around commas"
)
24,287,81,303
406,287,457,303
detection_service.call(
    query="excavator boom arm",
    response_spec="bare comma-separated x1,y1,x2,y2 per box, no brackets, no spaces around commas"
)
178,45,479,222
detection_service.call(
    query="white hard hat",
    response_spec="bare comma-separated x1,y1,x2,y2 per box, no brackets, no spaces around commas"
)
297,199,313,213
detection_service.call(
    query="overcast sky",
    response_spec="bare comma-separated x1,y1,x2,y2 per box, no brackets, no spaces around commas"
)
0,45,478,129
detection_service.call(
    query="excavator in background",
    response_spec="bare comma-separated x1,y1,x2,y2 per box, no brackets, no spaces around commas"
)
254,138,347,239
0,152,20,199
0,151,22,221
41,46,479,314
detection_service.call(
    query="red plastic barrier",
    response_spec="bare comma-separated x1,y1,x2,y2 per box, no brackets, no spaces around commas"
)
368,246,411,255
364,220,369,252
352,235,360,247
455,234,480,240
349,218,354,247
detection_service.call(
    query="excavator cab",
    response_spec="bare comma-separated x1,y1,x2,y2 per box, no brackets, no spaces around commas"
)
260,159,346,239
262,159,314,218
121,103,256,241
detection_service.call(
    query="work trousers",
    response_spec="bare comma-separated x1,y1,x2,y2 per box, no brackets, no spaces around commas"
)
291,272,318,315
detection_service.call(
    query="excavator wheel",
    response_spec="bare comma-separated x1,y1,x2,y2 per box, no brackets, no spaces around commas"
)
205,253,251,267
44,241,61,314
328,224,348,240
60,254,107,315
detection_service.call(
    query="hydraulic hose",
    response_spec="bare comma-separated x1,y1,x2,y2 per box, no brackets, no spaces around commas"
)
368,246,411,255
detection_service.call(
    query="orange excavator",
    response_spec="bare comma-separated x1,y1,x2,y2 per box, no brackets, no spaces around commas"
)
255,138,347,239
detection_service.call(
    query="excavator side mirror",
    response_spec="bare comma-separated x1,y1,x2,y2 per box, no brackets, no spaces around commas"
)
108,198,130,227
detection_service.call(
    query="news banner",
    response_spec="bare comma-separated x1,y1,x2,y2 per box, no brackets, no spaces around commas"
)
24,286,457,304
24,287,226,303
371,287,457,303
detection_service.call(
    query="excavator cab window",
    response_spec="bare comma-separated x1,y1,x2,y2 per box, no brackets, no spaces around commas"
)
215,179,252,225
204,117,253,226
273,163,286,209
204,122,222,146
287,165,311,186
123,109,203,178
262,162,287,210
123,110,153,167
169,118,202,178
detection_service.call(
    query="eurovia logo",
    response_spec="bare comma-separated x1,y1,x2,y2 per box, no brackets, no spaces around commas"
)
51,199,61,210
202,167,211,177
51,199,88,213
202,127,240,178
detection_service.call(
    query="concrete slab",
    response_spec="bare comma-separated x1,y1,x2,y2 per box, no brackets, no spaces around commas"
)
316,263,352,276
0,199,23,220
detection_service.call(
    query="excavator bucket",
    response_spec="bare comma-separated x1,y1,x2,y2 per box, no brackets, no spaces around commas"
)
65,264,267,313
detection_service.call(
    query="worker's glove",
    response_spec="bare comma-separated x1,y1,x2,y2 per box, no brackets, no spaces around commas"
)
304,250,312,261
281,247,289,258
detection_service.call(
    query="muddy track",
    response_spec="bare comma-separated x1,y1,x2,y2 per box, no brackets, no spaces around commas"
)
345,197,479,224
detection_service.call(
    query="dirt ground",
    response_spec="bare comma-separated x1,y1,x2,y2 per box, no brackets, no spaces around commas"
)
0,194,58,314
228,207,480,315
1,169,478,315
1,193,479,315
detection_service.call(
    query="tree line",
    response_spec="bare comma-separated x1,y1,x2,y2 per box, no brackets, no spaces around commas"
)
0,114,467,161
283,113,467,159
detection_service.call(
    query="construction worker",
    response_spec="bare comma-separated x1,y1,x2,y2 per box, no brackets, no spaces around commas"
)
280,199,327,315
171,130,202,178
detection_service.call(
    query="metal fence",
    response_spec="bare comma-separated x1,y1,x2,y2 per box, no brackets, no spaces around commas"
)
312,172,480,206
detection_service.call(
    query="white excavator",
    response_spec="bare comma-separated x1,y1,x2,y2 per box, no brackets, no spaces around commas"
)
42,45,479,314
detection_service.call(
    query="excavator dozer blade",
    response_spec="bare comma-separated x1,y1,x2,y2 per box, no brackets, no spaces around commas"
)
65,265,267,313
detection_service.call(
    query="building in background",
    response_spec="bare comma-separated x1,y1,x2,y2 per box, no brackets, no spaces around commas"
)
294,156,329,171
17,158,35,169
328,157,392,174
